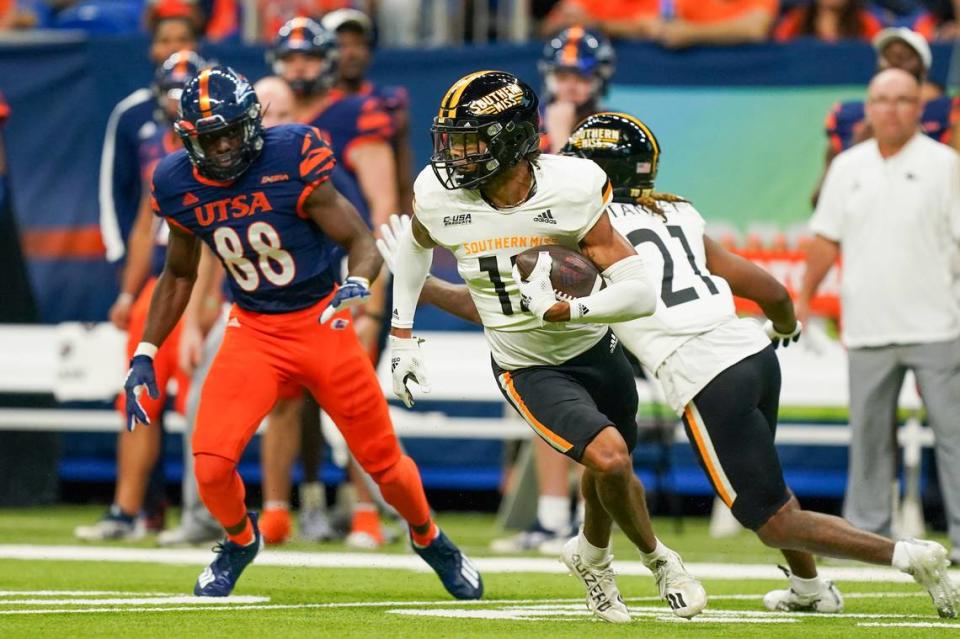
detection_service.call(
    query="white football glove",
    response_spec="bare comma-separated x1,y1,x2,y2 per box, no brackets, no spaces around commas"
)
764,319,802,348
389,335,431,408
511,251,557,321
375,214,411,274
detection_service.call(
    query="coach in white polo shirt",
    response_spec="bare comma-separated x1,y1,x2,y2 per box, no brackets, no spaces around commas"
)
799,67,960,562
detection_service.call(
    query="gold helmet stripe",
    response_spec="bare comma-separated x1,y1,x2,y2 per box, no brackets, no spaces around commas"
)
438,70,495,119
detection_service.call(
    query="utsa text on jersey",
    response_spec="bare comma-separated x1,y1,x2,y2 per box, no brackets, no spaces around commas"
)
192,192,274,226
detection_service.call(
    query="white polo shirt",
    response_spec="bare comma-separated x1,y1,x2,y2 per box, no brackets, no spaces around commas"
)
811,133,960,348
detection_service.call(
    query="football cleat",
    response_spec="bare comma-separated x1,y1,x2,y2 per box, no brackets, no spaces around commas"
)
299,508,338,542
490,522,571,554
193,512,262,597
644,546,707,619
763,581,844,613
561,537,631,623
156,523,222,547
74,506,145,542
412,529,483,600
895,539,959,618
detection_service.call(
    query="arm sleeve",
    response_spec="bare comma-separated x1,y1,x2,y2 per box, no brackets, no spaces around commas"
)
390,221,433,330
566,254,656,324
809,159,845,241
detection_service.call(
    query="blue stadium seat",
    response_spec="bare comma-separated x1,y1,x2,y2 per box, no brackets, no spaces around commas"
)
52,1,145,34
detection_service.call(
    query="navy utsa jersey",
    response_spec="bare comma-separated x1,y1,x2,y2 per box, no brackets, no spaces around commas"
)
301,92,392,187
151,124,340,313
826,95,959,153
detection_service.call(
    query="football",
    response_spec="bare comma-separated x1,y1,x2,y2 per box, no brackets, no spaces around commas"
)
514,244,602,299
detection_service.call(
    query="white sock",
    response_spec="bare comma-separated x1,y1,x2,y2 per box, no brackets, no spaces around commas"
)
789,573,825,596
538,495,571,534
575,499,585,526
263,500,289,512
639,537,670,566
892,540,912,571
577,528,611,565
299,482,326,512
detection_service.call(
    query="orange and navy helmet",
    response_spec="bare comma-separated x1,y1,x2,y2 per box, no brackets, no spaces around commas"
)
269,17,339,96
539,26,615,103
430,71,540,191
153,50,206,124
175,65,263,181
561,112,660,203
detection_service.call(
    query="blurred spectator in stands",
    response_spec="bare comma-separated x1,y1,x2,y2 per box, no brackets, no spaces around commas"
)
146,0,239,41
872,0,942,39
537,26,616,152
542,0,779,48
812,27,958,203
258,0,354,43
774,0,884,42
799,67,960,565
99,13,198,264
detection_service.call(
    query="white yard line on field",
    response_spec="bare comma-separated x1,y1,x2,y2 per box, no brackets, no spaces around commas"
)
0,544,944,583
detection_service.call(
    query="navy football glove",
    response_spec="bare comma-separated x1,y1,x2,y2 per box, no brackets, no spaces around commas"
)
319,276,371,324
123,354,159,432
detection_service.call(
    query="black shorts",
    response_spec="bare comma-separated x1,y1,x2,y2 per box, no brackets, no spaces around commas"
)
492,331,639,462
681,344,790,530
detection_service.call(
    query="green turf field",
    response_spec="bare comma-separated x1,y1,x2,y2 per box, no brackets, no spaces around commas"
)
0,506,957,638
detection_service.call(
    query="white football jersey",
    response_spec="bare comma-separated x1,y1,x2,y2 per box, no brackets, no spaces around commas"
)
413,154,612,370
607,200,769,413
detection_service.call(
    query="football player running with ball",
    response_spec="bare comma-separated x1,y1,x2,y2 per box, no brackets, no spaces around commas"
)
122,66,481,600
388,71,707,623
381,111,960,619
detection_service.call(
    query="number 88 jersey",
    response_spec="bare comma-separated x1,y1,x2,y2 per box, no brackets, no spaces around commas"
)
151,124,340,313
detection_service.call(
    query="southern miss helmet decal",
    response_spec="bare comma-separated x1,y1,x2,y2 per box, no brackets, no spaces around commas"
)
431,71,540,190
175,65,264,182
561,111,660,201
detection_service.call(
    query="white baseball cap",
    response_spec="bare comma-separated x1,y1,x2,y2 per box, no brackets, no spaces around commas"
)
872,27,932,71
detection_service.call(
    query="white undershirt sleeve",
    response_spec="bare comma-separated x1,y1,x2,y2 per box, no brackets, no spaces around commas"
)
390,222,433,329
566,254,656,323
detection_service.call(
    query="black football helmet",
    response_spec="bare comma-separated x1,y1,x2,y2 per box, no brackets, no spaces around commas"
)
269,17,339,96
561,111,660,202
175,65,264,182
153,50,206,125
430,70,540,190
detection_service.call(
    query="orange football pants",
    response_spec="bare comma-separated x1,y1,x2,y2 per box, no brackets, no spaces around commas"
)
116,277,189,421
192,290,430,531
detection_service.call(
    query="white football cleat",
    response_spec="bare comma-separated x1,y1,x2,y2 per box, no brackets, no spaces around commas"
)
763,580,844,613
895,539,959,618
561,537,631,623
74,510,145,542
645,546,707,619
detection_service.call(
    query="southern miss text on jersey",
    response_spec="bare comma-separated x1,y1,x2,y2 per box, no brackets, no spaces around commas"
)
414,154,613,370
151,124,340,313
606,200,768,412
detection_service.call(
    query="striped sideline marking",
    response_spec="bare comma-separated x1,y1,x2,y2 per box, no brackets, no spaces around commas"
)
0,544,945,583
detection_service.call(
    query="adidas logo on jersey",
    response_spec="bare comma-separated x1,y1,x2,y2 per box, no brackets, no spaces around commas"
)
443,213,472,227
578,303,590,317
182,192,199,206
532,209,556,224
